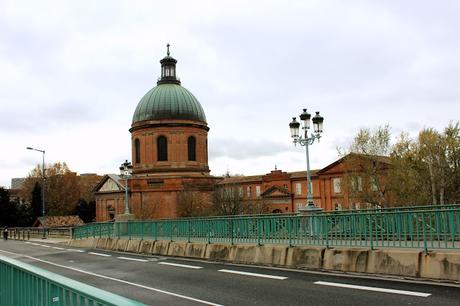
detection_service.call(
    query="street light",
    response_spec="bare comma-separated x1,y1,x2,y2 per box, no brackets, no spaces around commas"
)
289,109,324,213
26,146,46,239
119,160,133,215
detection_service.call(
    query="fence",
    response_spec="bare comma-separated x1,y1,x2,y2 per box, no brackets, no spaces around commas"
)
73,206,460,252
0,254,145,306
9,227,72,240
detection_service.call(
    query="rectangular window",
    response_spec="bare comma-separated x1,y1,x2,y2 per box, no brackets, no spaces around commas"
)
295,183,302,195
256,186,261,197
247,186,251,197
371,177,378,191
238,186,243,197
333,178,341,193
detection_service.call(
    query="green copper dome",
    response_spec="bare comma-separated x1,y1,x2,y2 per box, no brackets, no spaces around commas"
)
132,84,207,123
132,47,207,124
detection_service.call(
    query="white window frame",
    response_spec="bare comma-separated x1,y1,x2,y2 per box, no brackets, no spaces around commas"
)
333,178,341,193
295,182,302,195
256,186,261,197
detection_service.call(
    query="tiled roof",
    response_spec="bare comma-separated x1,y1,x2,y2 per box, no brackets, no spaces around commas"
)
34,216,85,228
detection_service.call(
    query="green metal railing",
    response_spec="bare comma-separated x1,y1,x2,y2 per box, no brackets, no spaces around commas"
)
0,254,145,306
73,206,460,252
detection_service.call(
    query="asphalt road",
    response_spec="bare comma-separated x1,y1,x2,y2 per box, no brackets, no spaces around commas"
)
1,239,459,306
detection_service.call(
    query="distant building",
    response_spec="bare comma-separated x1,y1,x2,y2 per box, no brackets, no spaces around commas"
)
11,178,25,189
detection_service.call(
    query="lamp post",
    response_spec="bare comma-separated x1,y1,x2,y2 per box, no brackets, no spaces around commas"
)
26,146,46,238
119,160,133,215
289,109,324,213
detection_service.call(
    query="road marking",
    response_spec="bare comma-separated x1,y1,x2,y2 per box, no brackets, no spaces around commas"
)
218,269,287,280
67,249,85,253
117,256,149,262
39,245,51,248
30,243,40,246
314,281,431,297
52,247,65,250
158,262,203,269
88,252,111,257
0,249,223,306
24,241,32,244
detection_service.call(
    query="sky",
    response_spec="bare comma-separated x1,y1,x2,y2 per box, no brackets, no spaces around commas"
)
1,0,459,188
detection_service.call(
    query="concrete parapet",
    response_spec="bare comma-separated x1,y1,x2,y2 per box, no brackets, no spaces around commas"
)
185,242,207,259
106,238,118,251
367,249,420,277
168,241,187,257
96,238,108,249
68,236,459,282
286,246,324,269
126,239,142,253
255,245,288,266
115,239,129,252
204,244,235,261
323,248,368,273
139,240,154,255
152,240,170,255
420,251,460,281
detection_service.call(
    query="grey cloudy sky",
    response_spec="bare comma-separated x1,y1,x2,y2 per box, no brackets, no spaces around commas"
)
1,0,459,188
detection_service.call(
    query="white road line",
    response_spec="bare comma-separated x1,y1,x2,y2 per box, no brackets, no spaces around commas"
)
158,262,203,269
88,252,112,257
67,249,85,253
218,269,287,280
24,241,32,244
314,281,431,297
0,249,222,306
117,256,149,262
30,243,40,246
39,245,51,248
52,247,65,250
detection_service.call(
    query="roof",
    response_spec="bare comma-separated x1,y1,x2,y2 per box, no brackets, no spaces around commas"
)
132,83,207,124
316,153,391,174
33,216,84,228
93,174,126,193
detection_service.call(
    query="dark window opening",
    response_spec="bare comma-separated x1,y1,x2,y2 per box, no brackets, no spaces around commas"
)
188,136,196,161
157,136,168,161
135,139,141,163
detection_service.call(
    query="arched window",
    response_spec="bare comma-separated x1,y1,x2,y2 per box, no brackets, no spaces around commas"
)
134,139,141,164
188,136,196,161
157,136,168,161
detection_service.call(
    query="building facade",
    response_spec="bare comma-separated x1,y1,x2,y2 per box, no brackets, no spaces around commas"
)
94,49,390,221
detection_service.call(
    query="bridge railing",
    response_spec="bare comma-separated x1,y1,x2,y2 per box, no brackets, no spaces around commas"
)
0,254,145,306
9,227,72,240
73,206,460,252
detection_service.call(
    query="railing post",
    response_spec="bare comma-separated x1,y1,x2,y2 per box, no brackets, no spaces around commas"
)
257,218,262,246
422,212,428,253
188,220,191,243
288,217,292,247
369,215,374,250
230,219,234,245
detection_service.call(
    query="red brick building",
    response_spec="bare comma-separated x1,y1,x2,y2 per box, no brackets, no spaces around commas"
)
94,49,390,221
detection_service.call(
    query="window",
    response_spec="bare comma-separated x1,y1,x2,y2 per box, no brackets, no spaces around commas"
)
134,139,141,163
157,136,168,161
256,186,261,197
238,187,243,197
247,186,252,197
188,136,196,161
295,183,302,195
333,178,341,193
350,176,363,191
371,177,378,191
335,203,343,210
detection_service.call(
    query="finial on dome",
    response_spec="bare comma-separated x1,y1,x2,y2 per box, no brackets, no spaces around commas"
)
166,43,170,56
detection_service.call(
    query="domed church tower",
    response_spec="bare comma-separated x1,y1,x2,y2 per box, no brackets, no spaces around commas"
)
128,45,217,219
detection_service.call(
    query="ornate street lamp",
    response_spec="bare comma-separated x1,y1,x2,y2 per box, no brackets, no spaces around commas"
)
26,146,46,238
119,160,133,215
289,109,324,213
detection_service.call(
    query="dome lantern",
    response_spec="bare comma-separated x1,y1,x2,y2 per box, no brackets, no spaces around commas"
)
157,43,180,85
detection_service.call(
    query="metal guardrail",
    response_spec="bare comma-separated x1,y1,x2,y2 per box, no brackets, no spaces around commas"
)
73,206,460,252
9,227,72,240
0,254,145,306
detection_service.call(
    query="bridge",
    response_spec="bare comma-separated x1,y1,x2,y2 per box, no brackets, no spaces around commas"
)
1,205,460,305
